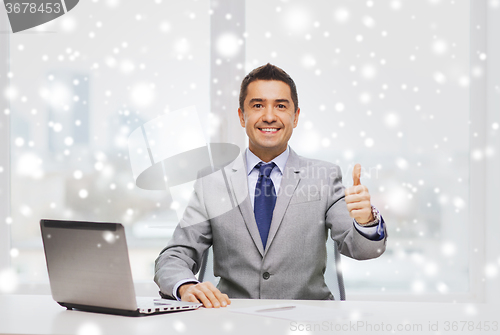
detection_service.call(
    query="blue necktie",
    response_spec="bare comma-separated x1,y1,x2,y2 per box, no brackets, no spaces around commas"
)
254,162,277,250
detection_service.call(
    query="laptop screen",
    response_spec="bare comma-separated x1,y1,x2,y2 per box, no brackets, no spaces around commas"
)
40,219,138,311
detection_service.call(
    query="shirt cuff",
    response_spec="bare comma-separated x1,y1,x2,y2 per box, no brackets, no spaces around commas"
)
173,279,200,301
353,209,385,241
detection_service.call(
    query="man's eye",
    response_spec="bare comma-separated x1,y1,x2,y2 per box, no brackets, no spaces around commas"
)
277,104,286,109
254,104,263,108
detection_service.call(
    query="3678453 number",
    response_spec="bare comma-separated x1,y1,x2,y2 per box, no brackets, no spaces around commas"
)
444,321,498,332
5,2,62,14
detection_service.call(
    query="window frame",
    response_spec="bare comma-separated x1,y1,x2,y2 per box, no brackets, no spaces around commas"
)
0,0,497,302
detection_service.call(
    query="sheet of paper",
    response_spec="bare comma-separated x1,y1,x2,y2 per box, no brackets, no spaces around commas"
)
230,303,364,322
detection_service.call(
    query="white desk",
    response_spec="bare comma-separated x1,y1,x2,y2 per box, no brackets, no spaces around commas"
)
0,295,498,335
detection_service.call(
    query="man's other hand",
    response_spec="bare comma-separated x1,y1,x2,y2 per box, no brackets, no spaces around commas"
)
178,282,231,308
345,164,374,225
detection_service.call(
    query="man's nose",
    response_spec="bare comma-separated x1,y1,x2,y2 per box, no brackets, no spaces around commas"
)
262,106,277,122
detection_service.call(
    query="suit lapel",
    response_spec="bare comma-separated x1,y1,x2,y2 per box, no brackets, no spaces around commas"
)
264,149,301,254
229,154,265,256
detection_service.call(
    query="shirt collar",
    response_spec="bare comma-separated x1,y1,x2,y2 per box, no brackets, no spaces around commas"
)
245,146,289,176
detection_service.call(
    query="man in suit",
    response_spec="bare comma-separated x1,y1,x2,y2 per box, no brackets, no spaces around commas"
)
154,63,387,308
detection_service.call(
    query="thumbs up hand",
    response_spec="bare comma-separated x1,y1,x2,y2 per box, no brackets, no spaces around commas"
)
345,164,374,225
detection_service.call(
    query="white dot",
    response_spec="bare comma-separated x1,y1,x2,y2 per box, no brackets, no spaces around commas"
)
301,54,316,69
424,262,438,276
464,304,478,316
433,72,446,84
79,189,88,199
64,137,74,146
364,138,374,147
15,137,25,147
10,248,19,258
60,16,77,32
362,16,375,28
437,282,448,293
472,149,483,160
396,158,408,170
334,8,350,23
216,32,241,58
361,65,376,79
459,76,470,87
102,231,116,244
335,103,345,112
359,93,371,104
4,86,18,101
159,21,171,33
0,269,19,293
411,280,425,293
492,122,499,130
76,322,102,335
173,38,190,55
130,83,155,108
94,162,103,171
432,39,448,54
385,113,399,127
485,264,498,278
173,321,186,333
119,60,135,74
441,242,456,256
53,123,63,132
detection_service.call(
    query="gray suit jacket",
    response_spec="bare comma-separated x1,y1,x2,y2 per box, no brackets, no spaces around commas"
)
154,148,387,300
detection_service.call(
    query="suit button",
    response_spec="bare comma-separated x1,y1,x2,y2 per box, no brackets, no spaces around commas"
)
263,272,270,280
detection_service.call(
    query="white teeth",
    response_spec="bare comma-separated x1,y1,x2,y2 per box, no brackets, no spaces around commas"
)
261,128,278,132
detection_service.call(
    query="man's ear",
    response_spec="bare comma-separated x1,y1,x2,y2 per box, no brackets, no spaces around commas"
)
293,108,300,128
238,108,246,127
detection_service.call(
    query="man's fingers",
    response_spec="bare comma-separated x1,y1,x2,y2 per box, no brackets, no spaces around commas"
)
345,185,368,196
213,290,230,307
222,293,231,306
353,163,361,186
198,286,220,308
192,291,213,308
349,208,372,221
184,294,201,304
187,282,230,308
345,192,370,203
346,200,371,212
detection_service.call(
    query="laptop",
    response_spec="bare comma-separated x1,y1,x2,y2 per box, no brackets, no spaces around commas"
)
40,219,202,316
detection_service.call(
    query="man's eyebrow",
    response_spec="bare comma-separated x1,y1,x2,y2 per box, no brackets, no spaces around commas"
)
248,98,265,104
248,98,290,104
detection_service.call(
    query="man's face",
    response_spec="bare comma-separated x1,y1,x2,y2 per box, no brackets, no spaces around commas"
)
238,80,300,162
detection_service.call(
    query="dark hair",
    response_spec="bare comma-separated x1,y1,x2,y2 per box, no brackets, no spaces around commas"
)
239,63,299,113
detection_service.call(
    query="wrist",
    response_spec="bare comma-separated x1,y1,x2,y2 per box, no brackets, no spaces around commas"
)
357,206,380,227
178,283,195,298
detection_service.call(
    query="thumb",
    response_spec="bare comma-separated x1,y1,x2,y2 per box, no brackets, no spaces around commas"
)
353,163,361,186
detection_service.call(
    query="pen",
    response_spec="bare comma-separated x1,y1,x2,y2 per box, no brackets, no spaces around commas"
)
255,305,296,313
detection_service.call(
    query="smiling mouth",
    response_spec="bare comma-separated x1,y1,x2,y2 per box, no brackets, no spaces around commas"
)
259,128,280,133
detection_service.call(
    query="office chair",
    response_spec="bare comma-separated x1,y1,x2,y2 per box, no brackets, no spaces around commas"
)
198,241,346,301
